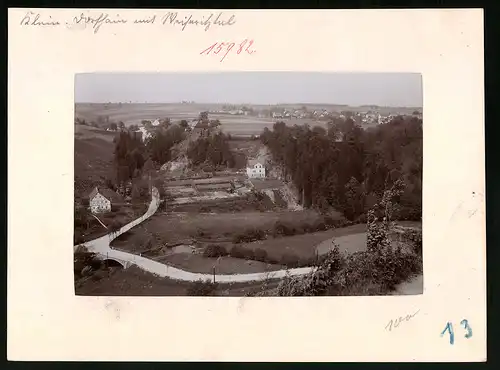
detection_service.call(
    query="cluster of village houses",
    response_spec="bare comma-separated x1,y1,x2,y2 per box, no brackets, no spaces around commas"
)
209,106,422,124
91,107,422,216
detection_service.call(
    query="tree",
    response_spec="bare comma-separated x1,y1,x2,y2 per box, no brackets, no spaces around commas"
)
261,115,421,221
118,121,125,130
210,119,221,128
179,119,189,129
199,111,209,124
187,132,235,168
109,122,118,131
146,125,186,165
114,130,146,186
131,185,141,200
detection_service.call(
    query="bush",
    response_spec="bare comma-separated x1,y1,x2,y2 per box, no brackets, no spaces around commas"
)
242,248,255,260
74,235,85,245
229,245,246,259
273,221,297,237
203,244,227,258
253,248,268,262
91,269,108,282
229,245,256,260
232,228,266,243
312,219,327,232
355,214,367,224
186,279,219,296
280,253,301,268
202,164,215,173
196,228,208,238
401,229,422,256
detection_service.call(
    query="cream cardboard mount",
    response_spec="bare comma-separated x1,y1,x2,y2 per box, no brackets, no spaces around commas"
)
7,8,486,362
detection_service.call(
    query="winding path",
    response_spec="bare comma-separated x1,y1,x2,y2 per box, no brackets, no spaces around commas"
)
74,187,314,283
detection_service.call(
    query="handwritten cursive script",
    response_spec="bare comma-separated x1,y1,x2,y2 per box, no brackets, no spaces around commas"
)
162,12,236,31
385,309,420,331
19,10,236,34
68,12,128,34
20,11,60,26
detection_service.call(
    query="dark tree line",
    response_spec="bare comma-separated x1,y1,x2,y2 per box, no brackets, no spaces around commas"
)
187,132,235,168
113,123,185,186
114,131,146,185
261,116,422,221
146,124,185,165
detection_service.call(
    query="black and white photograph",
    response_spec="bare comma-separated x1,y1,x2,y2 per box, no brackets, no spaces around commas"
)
73,72,423,297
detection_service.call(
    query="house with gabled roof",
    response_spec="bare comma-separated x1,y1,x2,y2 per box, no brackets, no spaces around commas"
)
88,186,124,214
246,159,266,179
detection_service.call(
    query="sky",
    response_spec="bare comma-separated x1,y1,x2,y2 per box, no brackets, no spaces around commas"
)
75,72,422,107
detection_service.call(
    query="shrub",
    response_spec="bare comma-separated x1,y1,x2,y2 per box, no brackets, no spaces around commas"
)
311,218,327,232
253,248,268,262
277,247,346,296
229,245,255,260
203,244,227,258
401,229,422,256
91,269,108,282
242,248,255,260
186,279,219,296
355,214,367,224
273,221,297,237
202,164,215,173
279,253,301,268
74,244,88,254
196,228,208,237
109,221,121,233
74,235,85,245
232,228,266,243
229,245,246,259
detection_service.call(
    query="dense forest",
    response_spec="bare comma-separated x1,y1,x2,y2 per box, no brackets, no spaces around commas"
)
187,132,235,168
260,116,422,221
114,130,146,185
113,124,185,185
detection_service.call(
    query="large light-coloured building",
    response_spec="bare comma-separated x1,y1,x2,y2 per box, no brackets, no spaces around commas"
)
246,160,266,179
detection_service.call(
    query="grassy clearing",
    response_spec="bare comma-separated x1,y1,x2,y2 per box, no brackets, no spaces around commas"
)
156,254,284,274
240,224,368,260
74,134,115,199
74,202,149,244
110,209,326,251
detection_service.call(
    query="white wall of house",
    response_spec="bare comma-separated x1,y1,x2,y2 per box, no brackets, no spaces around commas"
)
90,193,111,214
246,163,266,178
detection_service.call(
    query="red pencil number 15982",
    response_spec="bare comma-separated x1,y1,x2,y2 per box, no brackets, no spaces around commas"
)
200,39,256,62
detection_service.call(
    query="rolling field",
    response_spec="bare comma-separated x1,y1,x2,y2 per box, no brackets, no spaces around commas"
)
110,209,328,251
241,224,368,260
74,126,116,198
75,103,329,136
156,254,284,275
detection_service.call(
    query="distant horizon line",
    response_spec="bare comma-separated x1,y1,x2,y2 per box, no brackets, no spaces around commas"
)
75,101,423,109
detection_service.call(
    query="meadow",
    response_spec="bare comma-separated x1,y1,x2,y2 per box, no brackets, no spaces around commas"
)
75,103,331,136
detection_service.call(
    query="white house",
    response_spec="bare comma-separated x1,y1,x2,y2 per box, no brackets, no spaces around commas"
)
152,119,160,126
88,187,122,214
246,160,266,179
